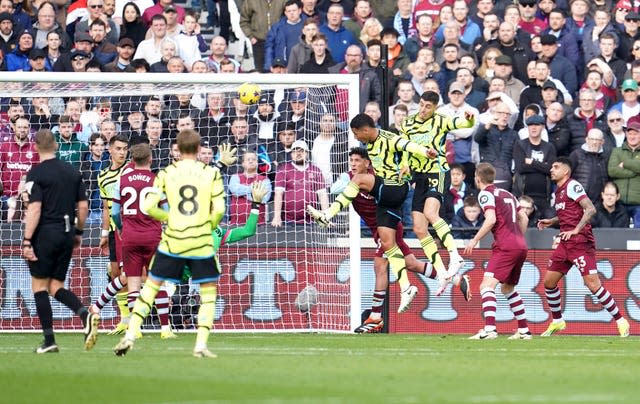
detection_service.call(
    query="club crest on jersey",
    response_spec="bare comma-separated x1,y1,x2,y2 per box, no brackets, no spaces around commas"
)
555,202,566,210
479,194,489,205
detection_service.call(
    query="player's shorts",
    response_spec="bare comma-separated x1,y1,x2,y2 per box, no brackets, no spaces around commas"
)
370,176,408,229
149,251,221,284
373,222,413,258
548,240,597,276
485,248,528,285
412,171,451,212
122,242,158,277
29,225,74,281
108,230,123,265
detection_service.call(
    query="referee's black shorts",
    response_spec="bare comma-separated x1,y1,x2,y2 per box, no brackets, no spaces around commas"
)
149,251,221,284
370,176,408,229
412,171,451,212
29,225,74,281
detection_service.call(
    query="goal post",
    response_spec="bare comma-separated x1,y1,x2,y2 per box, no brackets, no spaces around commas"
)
0,72,362,333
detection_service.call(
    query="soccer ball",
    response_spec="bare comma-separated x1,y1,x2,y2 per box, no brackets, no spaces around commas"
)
238,82,262,105
295,285,318,312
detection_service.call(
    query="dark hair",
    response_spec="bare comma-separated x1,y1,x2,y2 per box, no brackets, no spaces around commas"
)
366,39,382,48
59,115,72,124
420,90,440,104
110,133,129,146
150,14,167,24
348,146,370,160
284,0,301,8
89,132,106,145
555,156,573,172
85,60,103,71
463,195,479,208
350,113,376,129
130,58,150,71
603,181,620,194
89,19,107,29
380,27,399,38
449,163,465,173
35,129,56,152
130,142,151,164
548,8,567,18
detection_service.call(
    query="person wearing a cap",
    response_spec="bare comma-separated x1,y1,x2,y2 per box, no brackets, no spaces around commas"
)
541,9,580,68
512,113,556,213
104,38,136,72
610,78,640,123
142,0,185,27
272,138,328,227
74,0,119,45
0,12,18,55
31,2,71,50
27,47,48,71
608,115,640,228
492,54,526,104
618,9,640,61
269,56,287,74
263,0,304,72
52,30,95,72
5,29,32,71
276,91,307,134
614,0,632,29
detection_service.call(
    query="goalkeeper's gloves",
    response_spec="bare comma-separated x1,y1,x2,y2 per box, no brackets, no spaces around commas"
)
307,205,331,228
214,143,238,169
251,180,268,205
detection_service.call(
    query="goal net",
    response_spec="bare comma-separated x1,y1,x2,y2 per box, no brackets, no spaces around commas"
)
0,72,362,333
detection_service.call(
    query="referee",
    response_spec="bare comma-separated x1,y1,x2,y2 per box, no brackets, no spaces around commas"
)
22,129,100,353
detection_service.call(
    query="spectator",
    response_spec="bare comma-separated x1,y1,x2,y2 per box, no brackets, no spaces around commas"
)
475,100,518,190
310,113,348,187
358,17,383,46
493,55,526,107
363,101,381,127
76,0,119,45
512,114,556,213
27,47,49,71
459,54,489,95
545,101,572,158
595,32,626,85
608,115,640,228
89,19,117,65
301,0,324,21
104,37,135,71
229,150,273,225
520,61,571,109
388,80,419,122
142,0,185,27
276,91,308,136
269,126,297,168
438,81,480,183
604,109,627,154
43,31,63,70
0,116,38,221
149,37,177,72
53,115,86,168
5,29,33,71
222,116,258,175
119,2,146,46
539,34,577,97
140,117,168,171
79,132,109,223
451,195,484,240
204,35,240,73
569,128,610,203
610,79,640,124
299,33,335,73
434,42,460,93
198,91,230,145
343,0,371,41
592,181,631,228
476,47,501,81
271,139,329,227
479,21,534,83
133,14,167,65
518,194,541,228
32,2,71,50
445,162,478,220
435,0,480,47
389,103,408,133
517,0,547,36
542,8,580,70
328,44,381,112
28,96,58,131
264,0,305,72
53,31,95,72
174,11,205,70
455,67,486,109
582,7,618,64
157,5,183,39
239,0,286,74
405,13,434,62
287,17,318,73
582,68,614,113
0,12,18,55
252,93,280,141
567,88,607,154
197,140,214,165
617,9,640,62
319,3,358,64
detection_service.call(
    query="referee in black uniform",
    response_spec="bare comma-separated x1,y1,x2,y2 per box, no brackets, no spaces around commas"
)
22,129,100,353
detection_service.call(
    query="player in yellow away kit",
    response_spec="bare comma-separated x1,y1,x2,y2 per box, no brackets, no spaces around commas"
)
114,129,225,358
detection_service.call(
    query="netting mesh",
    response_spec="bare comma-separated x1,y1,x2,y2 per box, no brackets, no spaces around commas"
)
0,74,358,332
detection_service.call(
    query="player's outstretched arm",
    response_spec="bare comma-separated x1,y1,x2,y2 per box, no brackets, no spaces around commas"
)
223,181,268,243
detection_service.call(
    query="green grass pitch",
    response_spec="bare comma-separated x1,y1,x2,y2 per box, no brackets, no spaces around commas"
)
0,333,637,403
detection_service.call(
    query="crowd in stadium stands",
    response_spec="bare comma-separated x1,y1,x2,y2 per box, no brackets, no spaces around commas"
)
1,0,640,231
